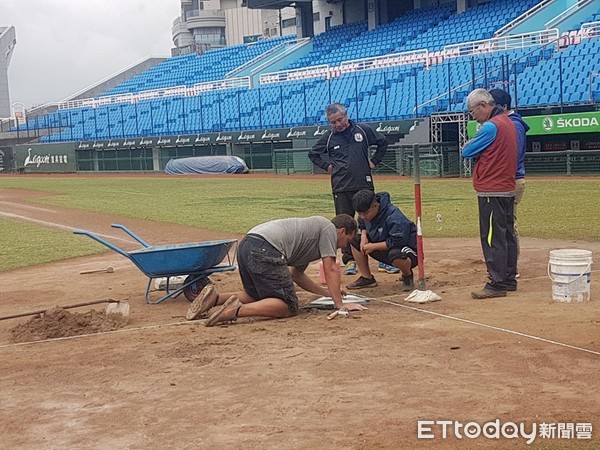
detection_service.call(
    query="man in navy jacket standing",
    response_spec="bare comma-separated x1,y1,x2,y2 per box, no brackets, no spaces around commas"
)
489,88,529,277
309,103,388,276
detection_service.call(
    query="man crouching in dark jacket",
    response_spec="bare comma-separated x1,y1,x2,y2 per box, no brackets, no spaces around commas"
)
345,190,417,292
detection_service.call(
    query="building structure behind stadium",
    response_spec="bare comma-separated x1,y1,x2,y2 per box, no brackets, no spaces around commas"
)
0,0,599,176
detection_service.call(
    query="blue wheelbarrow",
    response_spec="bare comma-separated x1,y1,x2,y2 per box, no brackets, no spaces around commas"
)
73,224,237,304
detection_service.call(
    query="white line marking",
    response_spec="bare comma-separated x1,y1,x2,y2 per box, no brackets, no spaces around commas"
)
376,298,600,357
1,300,598,357
0,211,134,244
0,201,57,213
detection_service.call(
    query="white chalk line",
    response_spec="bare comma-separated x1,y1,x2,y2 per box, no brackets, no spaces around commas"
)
2,294,599,358
0,201,57,213
376,297,600,357
0,211,135,245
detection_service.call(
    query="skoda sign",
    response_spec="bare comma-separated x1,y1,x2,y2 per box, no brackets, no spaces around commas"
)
542,116,554,132
468,111,600,137
528,112,600,135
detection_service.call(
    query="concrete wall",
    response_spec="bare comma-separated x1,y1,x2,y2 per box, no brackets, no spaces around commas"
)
345,0,367,23
224,7,263,44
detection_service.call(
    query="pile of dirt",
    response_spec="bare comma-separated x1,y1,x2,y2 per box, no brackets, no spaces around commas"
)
10,307,128,343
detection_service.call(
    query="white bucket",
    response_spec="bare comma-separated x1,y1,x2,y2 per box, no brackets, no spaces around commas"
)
548,249,593,302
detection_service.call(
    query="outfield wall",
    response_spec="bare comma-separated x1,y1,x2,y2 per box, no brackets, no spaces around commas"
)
9,114,600,175
12,120,413,174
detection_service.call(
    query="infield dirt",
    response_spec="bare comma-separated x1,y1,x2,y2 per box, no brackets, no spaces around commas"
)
0,188,599,449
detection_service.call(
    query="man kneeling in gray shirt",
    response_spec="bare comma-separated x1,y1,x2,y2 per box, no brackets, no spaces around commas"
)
187,214,367,326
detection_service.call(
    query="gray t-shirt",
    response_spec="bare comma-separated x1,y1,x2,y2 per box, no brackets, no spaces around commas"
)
249,216,338,271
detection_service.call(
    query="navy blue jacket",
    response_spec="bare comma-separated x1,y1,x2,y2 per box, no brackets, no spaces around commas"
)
508,111,529,180
358,192,417,252
309,120,388,193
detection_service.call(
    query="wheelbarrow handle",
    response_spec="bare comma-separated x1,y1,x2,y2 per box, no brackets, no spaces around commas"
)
73,229,131,258
111,224,150,248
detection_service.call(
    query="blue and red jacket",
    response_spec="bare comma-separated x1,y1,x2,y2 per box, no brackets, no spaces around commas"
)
462,108,517,194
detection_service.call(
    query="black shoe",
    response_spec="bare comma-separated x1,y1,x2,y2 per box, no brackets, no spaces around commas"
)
346,276,377,290
506,283,517,292
471,288,507,299
401,274,414,292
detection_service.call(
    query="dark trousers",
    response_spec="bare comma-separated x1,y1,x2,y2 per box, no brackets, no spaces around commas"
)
334,191,357,264
477,196,518,291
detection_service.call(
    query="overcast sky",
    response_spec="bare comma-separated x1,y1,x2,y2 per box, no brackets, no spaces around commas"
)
3,0,179,109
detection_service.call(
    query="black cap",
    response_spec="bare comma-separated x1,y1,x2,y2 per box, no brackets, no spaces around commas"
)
489,88,512,109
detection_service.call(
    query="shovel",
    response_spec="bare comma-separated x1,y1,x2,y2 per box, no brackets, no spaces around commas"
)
0,299,130,321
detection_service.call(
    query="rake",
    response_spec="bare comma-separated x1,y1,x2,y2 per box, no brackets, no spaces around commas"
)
0,299,130,321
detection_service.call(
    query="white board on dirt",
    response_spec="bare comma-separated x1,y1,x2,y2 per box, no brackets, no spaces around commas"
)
308,294,371,309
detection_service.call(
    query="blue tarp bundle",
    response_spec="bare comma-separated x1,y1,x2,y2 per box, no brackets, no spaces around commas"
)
165,156,249,175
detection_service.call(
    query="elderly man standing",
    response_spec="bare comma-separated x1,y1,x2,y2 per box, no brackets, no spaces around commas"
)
309,103,388,276
462,89,518,299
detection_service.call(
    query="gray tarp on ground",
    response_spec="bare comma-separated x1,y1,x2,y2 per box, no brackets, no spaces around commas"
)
165,156,249,174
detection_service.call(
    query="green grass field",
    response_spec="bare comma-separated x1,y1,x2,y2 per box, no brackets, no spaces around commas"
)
0,175,598,272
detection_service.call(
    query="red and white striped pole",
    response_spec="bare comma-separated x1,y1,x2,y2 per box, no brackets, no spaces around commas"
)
412,143,426,290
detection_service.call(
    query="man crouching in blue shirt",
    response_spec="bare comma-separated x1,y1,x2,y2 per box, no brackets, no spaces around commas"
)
345,189,418,292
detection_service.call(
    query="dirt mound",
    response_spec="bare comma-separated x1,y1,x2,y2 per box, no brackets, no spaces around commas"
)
10,307,128,343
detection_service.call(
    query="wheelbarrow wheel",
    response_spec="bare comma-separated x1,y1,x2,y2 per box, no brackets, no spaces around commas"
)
183,275,211,302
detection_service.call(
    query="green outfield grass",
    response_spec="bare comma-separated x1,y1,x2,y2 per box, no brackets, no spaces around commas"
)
0,217,103,271
0,175,598,271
